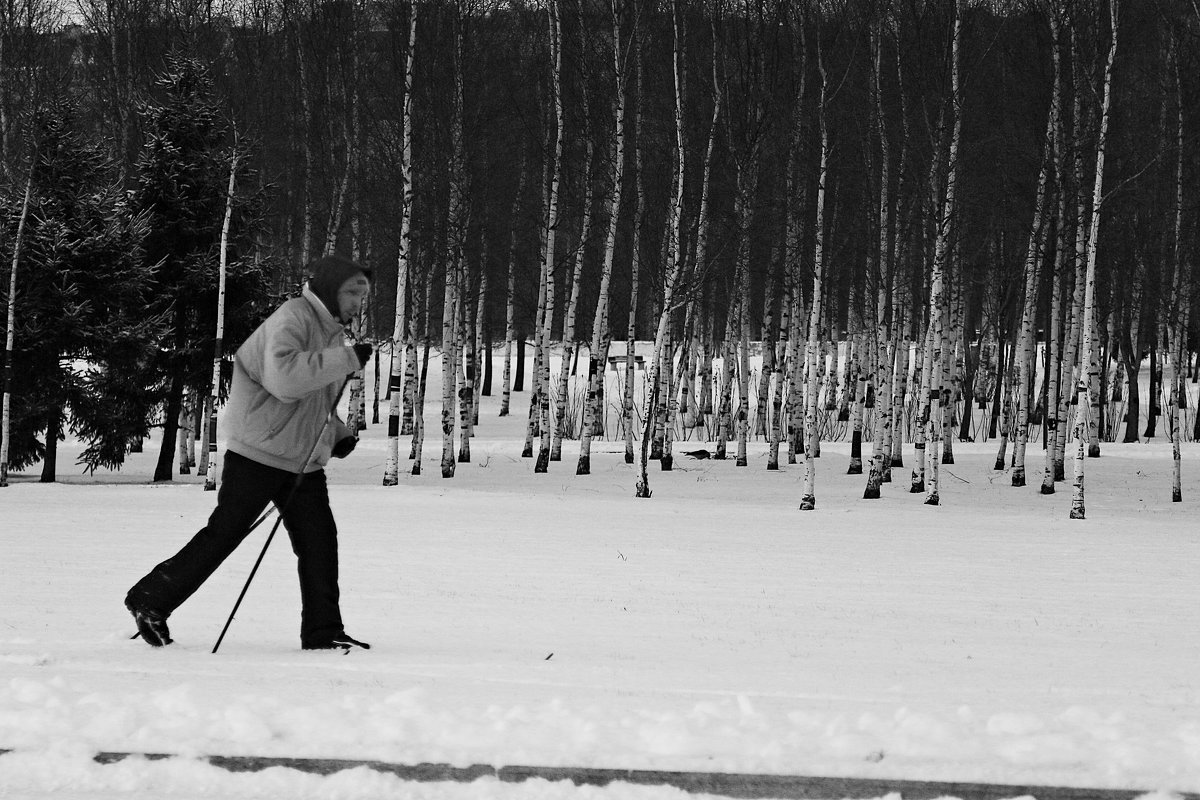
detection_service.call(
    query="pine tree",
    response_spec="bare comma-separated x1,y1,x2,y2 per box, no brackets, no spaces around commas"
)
130,55,273,482
0,98,163,479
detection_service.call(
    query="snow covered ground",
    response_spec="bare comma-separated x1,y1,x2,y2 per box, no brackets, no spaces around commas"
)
2,349,1199,800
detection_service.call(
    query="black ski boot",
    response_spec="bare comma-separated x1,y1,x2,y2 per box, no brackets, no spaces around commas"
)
127,604,173,647
302,632,370,651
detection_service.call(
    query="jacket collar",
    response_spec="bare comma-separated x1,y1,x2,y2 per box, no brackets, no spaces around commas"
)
302,285,345,333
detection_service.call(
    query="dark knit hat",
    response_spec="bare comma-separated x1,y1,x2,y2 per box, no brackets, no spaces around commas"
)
307,254,372,321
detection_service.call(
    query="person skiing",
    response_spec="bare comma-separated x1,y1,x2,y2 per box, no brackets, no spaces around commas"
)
125,254,374,651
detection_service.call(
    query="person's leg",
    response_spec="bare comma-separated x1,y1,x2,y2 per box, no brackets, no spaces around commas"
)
126,452,286,617
278,469,345,646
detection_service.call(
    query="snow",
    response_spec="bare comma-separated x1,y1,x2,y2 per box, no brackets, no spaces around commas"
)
2,348,1199,800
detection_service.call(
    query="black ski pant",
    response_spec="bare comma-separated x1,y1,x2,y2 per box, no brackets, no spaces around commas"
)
126,450,344,646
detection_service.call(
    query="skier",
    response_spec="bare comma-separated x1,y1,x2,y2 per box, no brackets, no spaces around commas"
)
125,254,374,651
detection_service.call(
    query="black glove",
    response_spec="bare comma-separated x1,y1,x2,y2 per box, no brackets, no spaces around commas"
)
352,343,373,369
332,436,358,459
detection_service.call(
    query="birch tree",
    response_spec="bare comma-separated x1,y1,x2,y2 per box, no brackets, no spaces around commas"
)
1011,39,1058,488
384,0,417,487
923,0,965,507
0,166,31,488
499,158,525,419
441,10,468,480
534,0,564,475
551,141,594,461
1166,38,1186,502
800,37,829,512
1071,0,1119,520
578,0,630,476
636,0,687,499
202,143,238,491
1041,6,1069,495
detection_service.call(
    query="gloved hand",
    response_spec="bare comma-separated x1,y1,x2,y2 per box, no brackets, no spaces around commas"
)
352,343,373,369
332,436,358,459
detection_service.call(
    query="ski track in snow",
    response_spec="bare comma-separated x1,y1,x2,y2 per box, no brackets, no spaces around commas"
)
2,352,1200,799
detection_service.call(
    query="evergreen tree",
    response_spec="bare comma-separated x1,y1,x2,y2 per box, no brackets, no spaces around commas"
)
0,98,164,480
130,55,274,482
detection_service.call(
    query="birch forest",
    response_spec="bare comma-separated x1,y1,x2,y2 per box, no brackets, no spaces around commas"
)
1,0,1198,518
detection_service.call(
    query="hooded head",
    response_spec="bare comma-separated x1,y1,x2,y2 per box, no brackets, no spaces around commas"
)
307,254,373,323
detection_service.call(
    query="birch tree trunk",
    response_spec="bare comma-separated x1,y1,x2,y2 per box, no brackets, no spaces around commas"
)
1168,40,1186,502
768,275,790,471
411,337,430,476
890,332,909,469
1042,9,1068,494
848,331,867,474
910,325,931,491
785,288,804,466
800,48,829,511
457,274,474,463
941,264,963,464
863,14,892,498
384,1,418,486
1055,80,1089,481
1012,69,1057,487
551,142,595,461
500,160,525,419
202,146,237,490
1071,0,1119,520
0,168,32,488
636,0,686,499
578,0,629,475
924,0,965,507
473,266,487,423
622,43,646,466
441,15,468,480
734,174,754,468
535,0,564,475
440,255,460,479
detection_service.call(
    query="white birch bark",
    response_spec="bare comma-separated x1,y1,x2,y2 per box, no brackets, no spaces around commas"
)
500,161,525,419
910,325,931,492
924,0,964,506
785,289,804,465
1042,9,1068,494
800,50,829,511
551,142,594,461
0,168,32,488
473,266,486,426
457,275,474,464
863,15,892,498
889,331,909,469
578,0,629,475
535,0,564,475
440,256,460,479
1168,41,1186,502
768,278,790,471
1071,0,1119,519
636,0,686,499
202,146,237,490
848,332,867,475
384,2,418,486
411,338,429,476
1012,70,1057,487
441,15,468,480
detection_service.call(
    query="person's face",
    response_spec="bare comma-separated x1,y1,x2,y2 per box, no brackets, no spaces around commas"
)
337,274,371,323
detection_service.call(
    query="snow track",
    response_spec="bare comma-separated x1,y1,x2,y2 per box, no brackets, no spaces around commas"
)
5,750,1197,800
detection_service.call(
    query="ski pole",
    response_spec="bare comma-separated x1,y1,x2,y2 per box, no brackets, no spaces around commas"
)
211,376,352,654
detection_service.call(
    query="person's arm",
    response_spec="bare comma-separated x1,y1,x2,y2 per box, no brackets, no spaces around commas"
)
259,311,358,402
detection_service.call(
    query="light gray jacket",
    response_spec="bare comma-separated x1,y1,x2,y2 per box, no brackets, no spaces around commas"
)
222,287,359,473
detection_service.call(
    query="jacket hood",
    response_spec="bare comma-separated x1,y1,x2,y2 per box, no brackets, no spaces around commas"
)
306,255,372,322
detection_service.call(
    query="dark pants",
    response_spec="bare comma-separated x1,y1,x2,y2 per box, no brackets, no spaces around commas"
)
126,450,344,646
